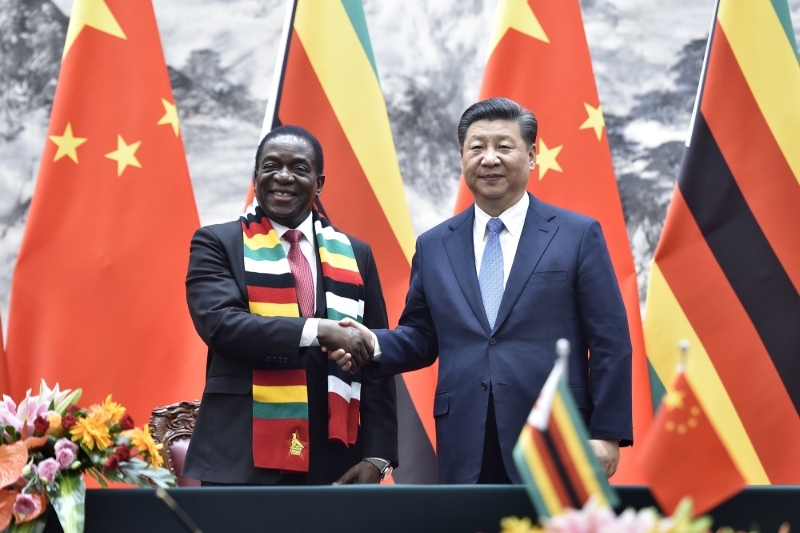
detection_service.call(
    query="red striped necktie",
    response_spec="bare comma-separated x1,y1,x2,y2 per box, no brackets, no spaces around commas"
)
284,229,314,318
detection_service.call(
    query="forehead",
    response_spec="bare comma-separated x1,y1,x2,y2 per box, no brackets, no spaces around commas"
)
259,135,316,165
464,119,523,142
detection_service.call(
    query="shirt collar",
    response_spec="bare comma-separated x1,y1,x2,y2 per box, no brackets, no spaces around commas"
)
269,211,315,244
474,193,529,237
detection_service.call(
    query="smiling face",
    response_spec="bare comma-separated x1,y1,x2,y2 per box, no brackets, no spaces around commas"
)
254,134,325,228
461,119,536,217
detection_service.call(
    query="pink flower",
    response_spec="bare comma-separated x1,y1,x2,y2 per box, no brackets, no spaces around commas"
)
55,439,77,468
36,458,60,485
12,494,36,517
55,438,77,455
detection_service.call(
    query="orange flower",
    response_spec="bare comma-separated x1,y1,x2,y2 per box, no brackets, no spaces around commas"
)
70,410,112,450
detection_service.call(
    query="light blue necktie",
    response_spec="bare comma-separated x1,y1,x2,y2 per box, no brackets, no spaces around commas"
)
479,217,505,329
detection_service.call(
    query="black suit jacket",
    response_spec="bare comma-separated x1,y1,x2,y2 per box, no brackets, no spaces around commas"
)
182,219,397,484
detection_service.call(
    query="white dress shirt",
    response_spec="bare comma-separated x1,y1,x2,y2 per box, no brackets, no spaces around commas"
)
268,213,320,346
473,193,529,287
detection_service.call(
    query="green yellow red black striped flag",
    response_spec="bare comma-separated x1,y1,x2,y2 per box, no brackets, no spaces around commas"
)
254,0,437,483
514,352,618,518
642,0,800,487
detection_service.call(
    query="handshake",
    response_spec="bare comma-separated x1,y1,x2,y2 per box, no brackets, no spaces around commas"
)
317,318,374,373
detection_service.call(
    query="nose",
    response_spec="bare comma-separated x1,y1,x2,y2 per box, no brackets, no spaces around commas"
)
481,147,500,166
275,166,293,181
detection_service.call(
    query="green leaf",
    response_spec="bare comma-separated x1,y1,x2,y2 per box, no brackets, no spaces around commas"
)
46,472,85,533
119,458,176,489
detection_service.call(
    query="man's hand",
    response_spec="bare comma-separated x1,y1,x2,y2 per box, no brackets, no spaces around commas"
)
317,319,373,370
332,460,381,485
588,439,619,478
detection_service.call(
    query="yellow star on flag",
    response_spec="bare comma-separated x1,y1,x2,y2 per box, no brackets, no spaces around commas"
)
157,98,180,136
49,123,87,163
579,102,606,140
63,0,127,59
487,0,549,57
663,388,686,411
537,139,563,180
105,135,142,176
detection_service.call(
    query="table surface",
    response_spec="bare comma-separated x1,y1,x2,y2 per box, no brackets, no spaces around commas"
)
40,485,800,533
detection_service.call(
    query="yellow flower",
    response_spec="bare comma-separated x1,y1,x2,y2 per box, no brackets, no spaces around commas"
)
99,395,126,423
70,410,113,450
500,516,542,533
86,395,125,425
45,412,62,435
124,425,164,468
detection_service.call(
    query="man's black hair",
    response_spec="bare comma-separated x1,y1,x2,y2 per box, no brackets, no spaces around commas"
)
255,125,325,174
457,98,538,148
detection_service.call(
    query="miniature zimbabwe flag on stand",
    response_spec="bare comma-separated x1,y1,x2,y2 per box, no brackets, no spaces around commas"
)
514,356,618,518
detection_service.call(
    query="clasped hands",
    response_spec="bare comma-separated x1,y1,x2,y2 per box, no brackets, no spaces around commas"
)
317,318,372,372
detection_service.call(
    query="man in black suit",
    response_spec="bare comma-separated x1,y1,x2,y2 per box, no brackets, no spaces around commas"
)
183,125,397,485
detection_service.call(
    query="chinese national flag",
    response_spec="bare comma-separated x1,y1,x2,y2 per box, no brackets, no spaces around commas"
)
639,368,745,515
454,0,651,483
0,311,6,395
5,0,205,424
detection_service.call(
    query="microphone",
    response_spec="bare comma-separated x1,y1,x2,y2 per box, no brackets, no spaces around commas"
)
155,488,204,533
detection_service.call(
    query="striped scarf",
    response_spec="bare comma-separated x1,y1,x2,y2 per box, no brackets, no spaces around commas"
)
241,200,365,472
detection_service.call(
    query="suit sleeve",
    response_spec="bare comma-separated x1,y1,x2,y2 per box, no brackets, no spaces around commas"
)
353,242,399,465
373,237,439,376
186,226,306,365
575,220,633,446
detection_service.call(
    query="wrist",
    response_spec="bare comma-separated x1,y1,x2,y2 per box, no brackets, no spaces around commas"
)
363,458,392,480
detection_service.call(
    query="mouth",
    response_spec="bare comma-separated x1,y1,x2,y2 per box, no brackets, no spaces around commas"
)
270,190,297,200
478,173,504,182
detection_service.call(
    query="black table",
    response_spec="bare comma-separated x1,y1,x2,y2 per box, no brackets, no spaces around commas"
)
41,486,799,533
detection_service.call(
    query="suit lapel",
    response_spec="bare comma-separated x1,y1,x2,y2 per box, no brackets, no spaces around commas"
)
443,208,492,335
493,197,558,332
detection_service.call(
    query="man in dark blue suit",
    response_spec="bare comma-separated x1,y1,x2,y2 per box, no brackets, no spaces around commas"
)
335,98,632,484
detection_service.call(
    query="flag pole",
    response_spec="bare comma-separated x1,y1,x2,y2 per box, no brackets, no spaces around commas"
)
555,338,570,386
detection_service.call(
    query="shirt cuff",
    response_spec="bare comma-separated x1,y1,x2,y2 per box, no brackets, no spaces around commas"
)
371,331,382,361
300,318,320,347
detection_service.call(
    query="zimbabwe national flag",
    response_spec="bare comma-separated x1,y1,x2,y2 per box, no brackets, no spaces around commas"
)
5,0,205,425
514,354,618,518
642,0,800,486
457,0,651,484
252,0,437,483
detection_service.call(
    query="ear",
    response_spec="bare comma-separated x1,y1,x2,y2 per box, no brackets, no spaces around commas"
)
316,173,326,196
528,142,537,170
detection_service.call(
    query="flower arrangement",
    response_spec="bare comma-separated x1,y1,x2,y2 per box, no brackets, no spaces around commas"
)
497,498,790,533
0,381,176,533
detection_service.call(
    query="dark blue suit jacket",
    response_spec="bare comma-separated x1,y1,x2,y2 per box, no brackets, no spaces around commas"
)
374,193,632,484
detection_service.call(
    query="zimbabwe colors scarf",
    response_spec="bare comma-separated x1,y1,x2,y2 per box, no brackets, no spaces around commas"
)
241,200,365,472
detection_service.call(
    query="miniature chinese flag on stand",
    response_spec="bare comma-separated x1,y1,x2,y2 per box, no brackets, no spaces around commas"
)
455,0,652,483
639,360,745,515
5,0,205,425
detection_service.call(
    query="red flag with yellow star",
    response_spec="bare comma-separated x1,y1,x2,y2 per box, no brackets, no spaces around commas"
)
454,0,652,483
639,364,745,515
5,0,205,424
0,310,7,395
